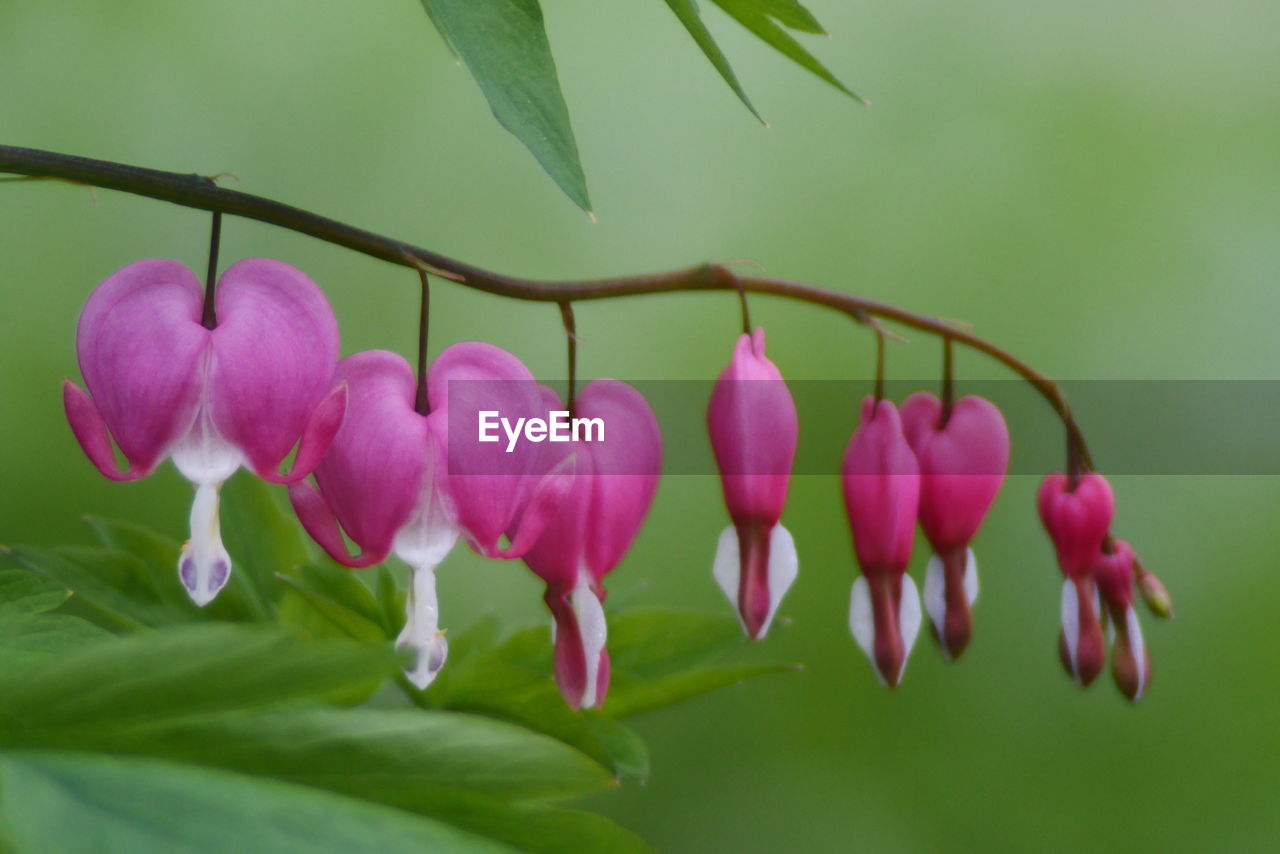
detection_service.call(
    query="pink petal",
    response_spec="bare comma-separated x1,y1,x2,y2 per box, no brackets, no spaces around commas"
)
303,351,429,566
901,392,1009,553
428,342,546,557
289,480,385,568
62,380,147,481
208,259,340,480
74,259,208,474
707,328,798,525
841,397,920,575
1038,472,1114,578
261,382,349,484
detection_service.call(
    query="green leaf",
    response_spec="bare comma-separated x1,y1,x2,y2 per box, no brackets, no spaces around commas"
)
396,790,658,854
707,0,864,103
0,624,396,741
4,545,195,629
426,610,783,780
419,0,591,212
0,752,518,854
220,471,310,617
67,705,613,803
0,610,108,665
83,517,259,622
275,562,388,643
0,568,69,613
424,622,648,779
662,0,761,121
605,662,795,718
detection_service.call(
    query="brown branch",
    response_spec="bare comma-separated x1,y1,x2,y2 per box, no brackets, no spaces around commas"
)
0,144,1092,466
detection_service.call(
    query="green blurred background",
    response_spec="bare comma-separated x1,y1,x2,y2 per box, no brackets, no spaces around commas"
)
2,0,1278,851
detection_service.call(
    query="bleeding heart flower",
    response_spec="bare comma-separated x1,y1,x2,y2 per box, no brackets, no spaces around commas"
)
64,258,345,606
289,343,568,690
519,380,661,709
901,392,1009,660
842,396,922,687
1094,539,1151,702
1038,472,1114,687
707,328,799,640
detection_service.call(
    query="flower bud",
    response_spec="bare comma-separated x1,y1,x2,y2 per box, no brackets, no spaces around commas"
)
901,392,1009,660
1038,472,1114,687
1135,563,1175,619
707,328,799,640
1094,540,1151,701
842,397,922,687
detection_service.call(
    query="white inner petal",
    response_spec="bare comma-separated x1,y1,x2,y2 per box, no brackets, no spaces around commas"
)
1126,605,1148,700
848,576,880,684
178,481,232,606
1060,579,1081,683
711,524,741,628
396,564,449,691
711,523,799,640
964,548,979,606
170,398,243,486
764,523,799,638
572,568,608,709
393,480,461,692
897,574,922,683
923,554,947,649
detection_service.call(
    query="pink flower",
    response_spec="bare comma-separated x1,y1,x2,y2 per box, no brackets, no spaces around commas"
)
1094,539,1151,701
707,329,799,640
289,343,568,689
64,259,345,606
1037,472,1114,687
901,392,1009,660
520,380,661,709
841,397,922,687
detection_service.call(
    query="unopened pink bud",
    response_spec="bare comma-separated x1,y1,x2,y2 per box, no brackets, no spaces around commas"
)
842,397,922,687
1093,540,1151,702
707,329,799,640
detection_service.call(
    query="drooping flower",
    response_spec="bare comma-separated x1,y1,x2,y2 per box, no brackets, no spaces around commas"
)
64,258,345,606
1037,471,1114,687
900,392,1009,660
288,344,568,689
707,328,799,640
519,380,661,709
841,397,922,687
1093,539,1151,701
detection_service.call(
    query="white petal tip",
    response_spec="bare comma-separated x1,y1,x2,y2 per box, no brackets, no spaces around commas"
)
401,633,449,691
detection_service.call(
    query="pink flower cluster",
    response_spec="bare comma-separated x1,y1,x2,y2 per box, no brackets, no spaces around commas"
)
707,330,1012,687
65,259,1166,706
1038,473,1160,700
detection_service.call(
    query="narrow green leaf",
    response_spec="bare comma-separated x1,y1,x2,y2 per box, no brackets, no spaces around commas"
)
0,625,396,741
662,0,762,121
755,0,826,34
221,471,310,616
393,790,658,854
709,0,864,103
64,705,613,802
0,610,108,665
419,0,591,212
5,545,194,629
83,517,254,622
605,662,794,718
605,608,747,678
0,752,518,854
0,569,69,613
275,563,388,643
